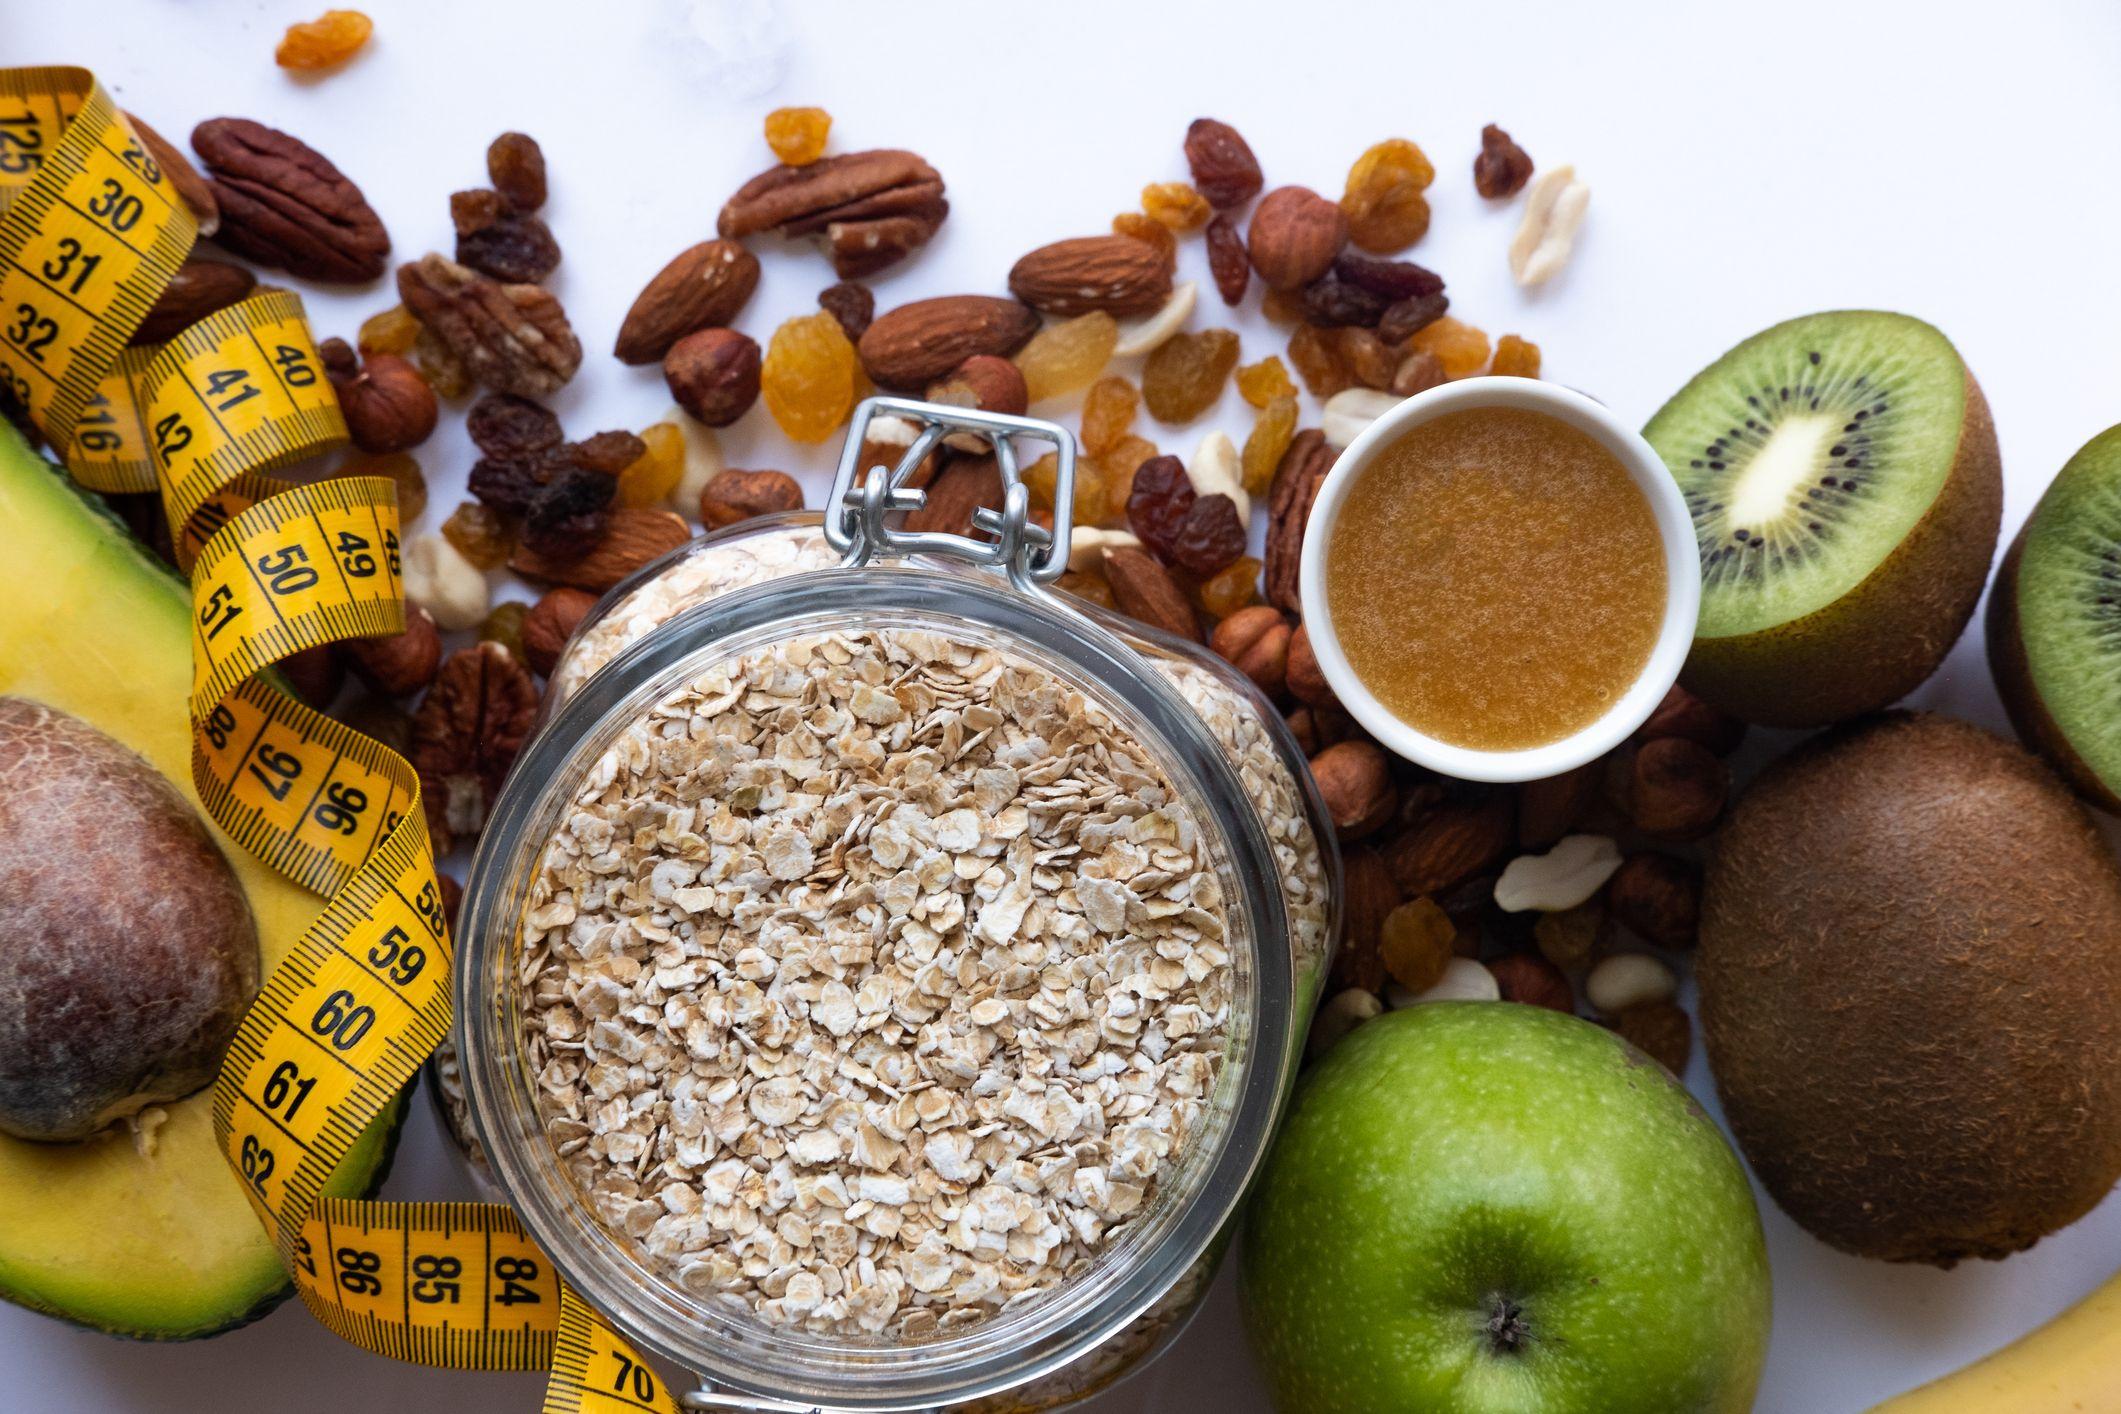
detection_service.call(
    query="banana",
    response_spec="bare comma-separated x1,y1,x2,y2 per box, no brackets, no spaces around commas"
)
1868,1268,2121,1411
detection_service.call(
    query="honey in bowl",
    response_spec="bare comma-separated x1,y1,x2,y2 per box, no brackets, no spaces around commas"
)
1323,406,1666,751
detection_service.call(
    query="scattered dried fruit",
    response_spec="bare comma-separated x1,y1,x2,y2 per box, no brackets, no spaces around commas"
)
663,327,763,428
477,600,529,660
275,9,372,71
1405,314,1491,380
487,132,547,212
699,469,804,529
452,187,560,284
1474,123,1533,199
613,240,760,365
1110,210,1177,269
1141,181,1211,233
1491,333,1541,378
1509,164,1589,287
1534,900,1609,970
1204,214,1250,306
1286,322,1352,399
1377,292,1450,345
1079,377,1138,457
1183,118,1264,209
1241,393,1298,496
191,117,390,282
1142,328,1239,423
1125,455,1195,562
816,281,875,342
567,429,647,479
1340,138,1434,253
357,304,420,358
1169,493,1247,578
1390,348,1446,396
761,312,859,443
1236,356,1296,409
615,423,685,508
396,253,581,396
1332,327,1397,390
509,507,690,591
764,106,832,166
1014,312,1117,404
1380,898,1457,993
441,499,515,571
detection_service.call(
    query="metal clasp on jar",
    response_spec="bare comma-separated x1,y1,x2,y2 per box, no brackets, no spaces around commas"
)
826,396,1076,590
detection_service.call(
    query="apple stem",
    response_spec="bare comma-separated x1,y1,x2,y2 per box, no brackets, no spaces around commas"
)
1485,1294,1532,1354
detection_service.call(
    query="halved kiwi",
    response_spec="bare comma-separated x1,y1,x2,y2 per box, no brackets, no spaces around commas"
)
1989,425,2121,811
1644,311,2001,726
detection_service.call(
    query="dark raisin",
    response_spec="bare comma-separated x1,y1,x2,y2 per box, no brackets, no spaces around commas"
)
1205,214,1249,306
1334,252,1444,302
487,132,548,212
1473,124,1534,199
1125,455,1196,563
468,448,568,514
522,466,614,556
318,335,360,379
1169,493,1247,577
1299,271,1388,328
568,430,647,477
1379,291,1451,344
467,393,564,457
456,206,562,283
817,281,875,342
1183,118,1264,208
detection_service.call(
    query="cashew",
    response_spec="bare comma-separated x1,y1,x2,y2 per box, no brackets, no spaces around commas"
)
1322,387,1403,449
1508,164,1590,287
1494,834,1623,913
1585,953,1678,1017
1306,987,1384,1059
1187,430,1248,519
662,403,727,516
403,531,490,631
1067,525,1141,575
1388,956,1501,1008
1112,281,1196,359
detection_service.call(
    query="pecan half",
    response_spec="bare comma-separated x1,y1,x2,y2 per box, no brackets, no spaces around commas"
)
411,643,539,854
718,149,947,278
1264,428,1336,613
396,253,581,398
191,118,389,282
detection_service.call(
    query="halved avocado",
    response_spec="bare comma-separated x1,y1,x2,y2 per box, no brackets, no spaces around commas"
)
0,420,402,1339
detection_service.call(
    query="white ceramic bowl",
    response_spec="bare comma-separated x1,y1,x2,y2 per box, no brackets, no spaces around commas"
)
1297,377,1700,783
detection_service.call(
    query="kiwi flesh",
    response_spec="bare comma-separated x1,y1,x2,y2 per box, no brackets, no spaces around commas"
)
1697,712,2121,1265
1988,424,2121,812
1644,311,2001,726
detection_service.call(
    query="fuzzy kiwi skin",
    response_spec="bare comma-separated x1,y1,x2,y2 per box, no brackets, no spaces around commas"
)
1697,711,2121,1266
1988,528,2121,814
1680,375,2002,728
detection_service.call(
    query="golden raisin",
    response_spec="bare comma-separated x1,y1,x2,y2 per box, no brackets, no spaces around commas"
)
1079,376,1139,456
1068,456,1109,528
413,325,469,400
1058,569,1116,612
617,422,685,507
343,451,426,522
764,106,831,166
1111,211,1177,270
1141,329,1239,423
358,305,420,358
1236,356,1297,409
1015,311,1117,404
1140,181,1212,234
1342,138,1435,253
441,500,515,570
1021,452,1060,510
1334,327,1398,390
1241,394,1298,496
1491,333,1542,379
761,311,858,443
1259,288,1307,325
1287,323,1353,399
1406,315,1492,381
1100,435,1157,526
1194,555,1262,619
477,600,528,660
1381,897,1456,992
275,9,372,70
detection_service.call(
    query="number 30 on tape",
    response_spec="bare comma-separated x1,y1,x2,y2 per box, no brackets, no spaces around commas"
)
0,66,679,1413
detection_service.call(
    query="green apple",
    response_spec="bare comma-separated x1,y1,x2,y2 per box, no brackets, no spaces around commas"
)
1241,1003,1769,1413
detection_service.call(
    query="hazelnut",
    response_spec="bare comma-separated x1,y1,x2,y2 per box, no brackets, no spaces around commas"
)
521,588,598,679
1606,852,1701,951
1247,186,1349,291
699,469,804,530
1210,605,1292,698
321,339,438,455
1334,845,1402,993
1533,900,1610,970
1636,682,1747,757
1517,761,1600,849
927,355,1028,452
1384,791,1514,897
1585,953,1678,1017
1487,953,1575,1013
1611,1001,1692,1075
1613,738,1730,842
340,605,442,697
663,327,761,427
1310,740,1395,840
1285,622,1337,708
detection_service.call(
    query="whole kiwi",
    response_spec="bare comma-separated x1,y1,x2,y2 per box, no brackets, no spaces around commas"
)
1697,711,2121,1265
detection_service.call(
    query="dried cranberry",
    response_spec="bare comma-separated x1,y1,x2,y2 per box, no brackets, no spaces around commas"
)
1169,493,1247,577
1125,455,1196,563
1205,214,1249,306
567,429,647,477
1299,271,1389,328
1379,292,1451,344
1334,252,1444,302
467,393,563,457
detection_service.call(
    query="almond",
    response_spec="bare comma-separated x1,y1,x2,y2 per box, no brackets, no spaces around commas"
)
1007,236,1174,318
1334,845,1402,992
1384,792,1514,897
131,257,255,346
904,454,1001,537
613,239,761,365
1247,186,1348,291
1103,546,1200,642
509,507,690,592
857,295,1040,390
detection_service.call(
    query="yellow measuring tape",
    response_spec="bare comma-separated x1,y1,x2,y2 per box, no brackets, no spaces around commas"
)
0,68,680,1414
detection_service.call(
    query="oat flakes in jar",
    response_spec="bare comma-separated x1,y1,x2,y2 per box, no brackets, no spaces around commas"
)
455,400,1338,1411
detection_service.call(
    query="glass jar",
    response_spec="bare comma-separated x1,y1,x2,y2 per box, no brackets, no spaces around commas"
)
456,398,1338,1412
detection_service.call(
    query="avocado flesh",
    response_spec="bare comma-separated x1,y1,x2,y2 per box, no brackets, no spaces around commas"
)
0,421,400,1339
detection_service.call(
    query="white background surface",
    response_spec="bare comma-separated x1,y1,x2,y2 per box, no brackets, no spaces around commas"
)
5,1,2121,1410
